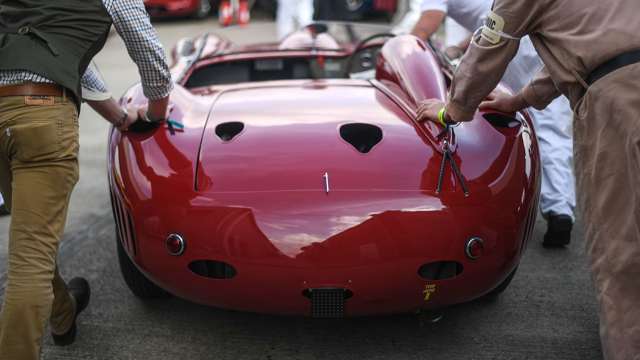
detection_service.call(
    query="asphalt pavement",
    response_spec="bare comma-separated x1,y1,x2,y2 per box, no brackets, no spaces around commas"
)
0,18,602,360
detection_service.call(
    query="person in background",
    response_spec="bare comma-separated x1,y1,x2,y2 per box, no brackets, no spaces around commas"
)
444,18,469,48
0,192,7,216
411,0,576,247
277,0,314,40
0,0,172,359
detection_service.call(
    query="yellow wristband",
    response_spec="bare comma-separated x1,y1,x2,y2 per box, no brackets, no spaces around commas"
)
437,107,447,127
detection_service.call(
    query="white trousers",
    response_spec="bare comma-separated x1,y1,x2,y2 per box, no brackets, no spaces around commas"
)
502,38,576,220
277,0,314,40
530,96,576,220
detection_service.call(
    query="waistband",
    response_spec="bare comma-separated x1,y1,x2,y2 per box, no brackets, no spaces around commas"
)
587,49,640,86
0,82,65,98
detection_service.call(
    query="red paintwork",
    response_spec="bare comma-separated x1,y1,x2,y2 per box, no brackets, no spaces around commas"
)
109,33,540,316
144,0,202,17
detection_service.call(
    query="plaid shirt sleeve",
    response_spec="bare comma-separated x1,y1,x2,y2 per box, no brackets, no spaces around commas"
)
104,0,173,100
80,62,112,101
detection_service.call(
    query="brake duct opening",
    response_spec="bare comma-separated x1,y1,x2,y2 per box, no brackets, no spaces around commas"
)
339,123,383,154
215,121,245,142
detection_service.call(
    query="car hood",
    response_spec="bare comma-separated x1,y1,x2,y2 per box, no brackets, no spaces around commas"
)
196,81,435,193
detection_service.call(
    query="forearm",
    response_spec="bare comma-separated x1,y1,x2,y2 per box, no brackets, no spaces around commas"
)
87,98,126,127
447,39,520,121
521,67,561,110
410,10,446,41
147,96,170,121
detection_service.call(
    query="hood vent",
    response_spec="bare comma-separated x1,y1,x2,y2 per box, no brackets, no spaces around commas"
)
339,123,383,154
484,113,521,128
215,121,245,141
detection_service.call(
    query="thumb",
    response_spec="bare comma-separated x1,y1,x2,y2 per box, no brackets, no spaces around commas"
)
479,99,498,110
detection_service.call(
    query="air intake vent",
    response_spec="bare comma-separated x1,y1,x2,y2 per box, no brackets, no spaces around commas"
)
189,260,237,279
304,288,352,318
215,122,244,141
418,261,463,280
339,123,383,153
483,113,521,128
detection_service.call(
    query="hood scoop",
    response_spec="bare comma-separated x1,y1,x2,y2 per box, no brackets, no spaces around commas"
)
216,121,245,142
339,123,383,154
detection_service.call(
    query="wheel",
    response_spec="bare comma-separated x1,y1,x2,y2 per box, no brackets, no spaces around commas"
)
481,267,518,300
194,0,213,19
116,234,170,299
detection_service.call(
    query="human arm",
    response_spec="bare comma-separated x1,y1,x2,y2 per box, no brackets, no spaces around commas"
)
78,63,136,130
418,0,547,123
410,10,447,40
477,67,561,113
86,98,139,131
105,0,173,120
444,35,471,59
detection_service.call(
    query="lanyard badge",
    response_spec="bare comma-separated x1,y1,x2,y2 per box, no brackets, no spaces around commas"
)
472,11,521,49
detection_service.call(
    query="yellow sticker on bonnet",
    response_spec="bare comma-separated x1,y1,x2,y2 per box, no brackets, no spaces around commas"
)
481,11,506,45
423,284,437,302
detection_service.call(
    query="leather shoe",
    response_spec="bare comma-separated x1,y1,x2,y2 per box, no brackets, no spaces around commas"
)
543,214,573,248
0,204,8,216
52,278,91,346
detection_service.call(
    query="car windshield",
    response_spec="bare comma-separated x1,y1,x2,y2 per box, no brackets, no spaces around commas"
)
183,22,394,89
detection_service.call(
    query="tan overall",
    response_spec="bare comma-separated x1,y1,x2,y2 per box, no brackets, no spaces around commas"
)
443,0,640,358
574,64,640,359
0,96,78,360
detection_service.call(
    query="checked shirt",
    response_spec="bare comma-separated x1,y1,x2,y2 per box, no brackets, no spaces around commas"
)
0,0,173,101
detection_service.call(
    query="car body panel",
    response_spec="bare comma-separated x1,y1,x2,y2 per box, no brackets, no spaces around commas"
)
109,31,540,316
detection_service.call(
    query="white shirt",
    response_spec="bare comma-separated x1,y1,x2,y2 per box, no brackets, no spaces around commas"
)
421,0,544,92
421,0,489,34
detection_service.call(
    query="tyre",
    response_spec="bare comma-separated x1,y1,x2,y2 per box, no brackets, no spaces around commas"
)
481,267,518,300
117,234,171,299
194,0,213,19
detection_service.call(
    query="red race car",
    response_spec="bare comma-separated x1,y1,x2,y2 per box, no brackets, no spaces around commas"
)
109,24,540,318
143,0,215,18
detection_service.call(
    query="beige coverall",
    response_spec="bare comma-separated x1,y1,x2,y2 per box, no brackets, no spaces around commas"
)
443,0,640,359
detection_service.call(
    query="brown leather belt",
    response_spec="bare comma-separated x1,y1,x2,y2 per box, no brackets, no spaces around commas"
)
0,83,65,97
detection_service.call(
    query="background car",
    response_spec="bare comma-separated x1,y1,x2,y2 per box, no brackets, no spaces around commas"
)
143,0,215,18
315,0,399,21
144,0,402,20
109,23,540,318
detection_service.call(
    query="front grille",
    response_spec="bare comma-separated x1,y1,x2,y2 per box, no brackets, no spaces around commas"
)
307,288,349,318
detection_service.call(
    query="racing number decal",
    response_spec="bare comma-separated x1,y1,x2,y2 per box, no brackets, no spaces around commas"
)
423,284,437,302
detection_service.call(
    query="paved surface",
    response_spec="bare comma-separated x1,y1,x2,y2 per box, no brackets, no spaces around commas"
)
0,18,602,360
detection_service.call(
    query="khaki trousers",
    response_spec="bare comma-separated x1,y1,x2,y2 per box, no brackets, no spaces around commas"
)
0,96,79,360
574,63,640,360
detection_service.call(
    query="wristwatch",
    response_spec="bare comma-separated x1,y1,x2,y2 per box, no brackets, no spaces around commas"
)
142,111,165,123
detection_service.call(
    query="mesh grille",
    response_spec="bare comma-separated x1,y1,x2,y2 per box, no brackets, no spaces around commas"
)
309,288,347,318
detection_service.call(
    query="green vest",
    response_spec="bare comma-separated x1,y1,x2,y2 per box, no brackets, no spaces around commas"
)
0,0,113,103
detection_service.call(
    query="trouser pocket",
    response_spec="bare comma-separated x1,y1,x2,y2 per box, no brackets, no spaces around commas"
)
9,101,78,164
